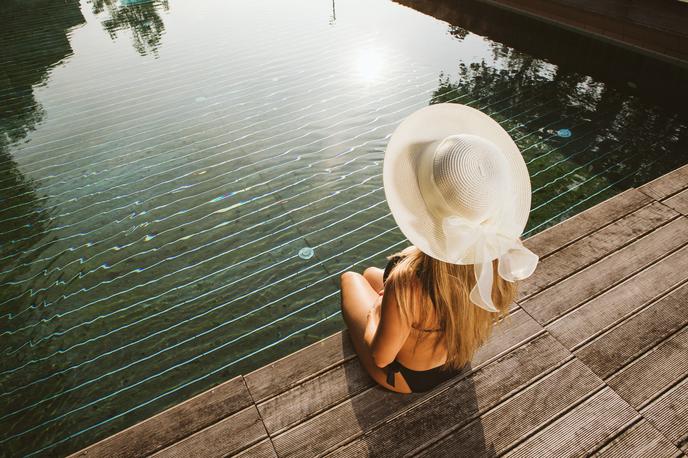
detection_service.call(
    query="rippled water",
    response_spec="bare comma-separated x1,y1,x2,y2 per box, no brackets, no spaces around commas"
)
1,0,687,455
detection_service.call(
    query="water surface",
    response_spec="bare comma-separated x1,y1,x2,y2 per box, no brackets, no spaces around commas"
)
0,0,686,455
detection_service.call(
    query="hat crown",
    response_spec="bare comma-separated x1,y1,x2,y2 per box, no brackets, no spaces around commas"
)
432,134,510,223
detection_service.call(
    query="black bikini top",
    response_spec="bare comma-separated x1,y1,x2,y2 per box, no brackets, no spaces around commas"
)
382,254,443,333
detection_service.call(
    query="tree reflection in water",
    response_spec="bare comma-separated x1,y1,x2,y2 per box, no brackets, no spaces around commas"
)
414,0,688,233
89,0,170,56
0,0,85,263
432,60,686,232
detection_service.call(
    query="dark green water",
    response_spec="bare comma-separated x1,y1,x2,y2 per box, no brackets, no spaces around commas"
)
0,0,686,455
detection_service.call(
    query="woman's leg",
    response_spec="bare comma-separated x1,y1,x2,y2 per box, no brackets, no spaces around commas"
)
363,267,384,292
339,271,411,394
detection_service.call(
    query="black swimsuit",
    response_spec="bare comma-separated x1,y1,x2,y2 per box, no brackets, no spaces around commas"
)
380,255,462,393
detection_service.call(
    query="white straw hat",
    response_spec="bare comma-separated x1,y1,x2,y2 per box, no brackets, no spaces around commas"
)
383,103,539,312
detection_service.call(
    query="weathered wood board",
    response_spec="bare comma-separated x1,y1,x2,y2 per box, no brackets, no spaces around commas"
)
68,376,253,458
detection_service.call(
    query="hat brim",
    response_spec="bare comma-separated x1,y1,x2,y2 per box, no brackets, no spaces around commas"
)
383,103,531,264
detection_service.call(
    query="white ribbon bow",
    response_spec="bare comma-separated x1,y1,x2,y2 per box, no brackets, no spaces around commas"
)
442,215,539,312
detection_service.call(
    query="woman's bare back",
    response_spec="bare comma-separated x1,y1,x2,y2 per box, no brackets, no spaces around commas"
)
372,285,449,371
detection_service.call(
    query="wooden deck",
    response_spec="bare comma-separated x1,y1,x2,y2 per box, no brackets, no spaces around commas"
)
71,165,688,458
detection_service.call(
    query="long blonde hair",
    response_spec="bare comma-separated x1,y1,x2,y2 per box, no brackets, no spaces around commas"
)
385,245,518,370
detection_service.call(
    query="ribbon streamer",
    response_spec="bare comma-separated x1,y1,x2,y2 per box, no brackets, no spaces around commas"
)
442,215,538,312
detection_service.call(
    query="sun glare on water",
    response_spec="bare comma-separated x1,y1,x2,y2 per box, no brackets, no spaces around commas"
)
355,47,385,83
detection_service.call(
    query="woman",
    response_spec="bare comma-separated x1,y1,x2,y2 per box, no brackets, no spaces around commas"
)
340,103,539,394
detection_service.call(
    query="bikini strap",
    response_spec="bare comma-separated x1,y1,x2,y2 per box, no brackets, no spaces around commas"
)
412,325,443,332
384,360,401,387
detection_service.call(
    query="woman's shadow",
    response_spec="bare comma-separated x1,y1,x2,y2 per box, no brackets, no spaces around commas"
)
340,330,496,457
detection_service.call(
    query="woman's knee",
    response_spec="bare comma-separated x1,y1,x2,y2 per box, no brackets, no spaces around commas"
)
363,267,383,288
363,266,378,278
340,270,362,288
363,266,384,281
339,271,360,309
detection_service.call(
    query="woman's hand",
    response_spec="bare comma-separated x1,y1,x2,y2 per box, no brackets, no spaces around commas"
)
369,295,383,322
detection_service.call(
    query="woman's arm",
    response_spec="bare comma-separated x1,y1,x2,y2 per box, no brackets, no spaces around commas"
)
364,281,411,368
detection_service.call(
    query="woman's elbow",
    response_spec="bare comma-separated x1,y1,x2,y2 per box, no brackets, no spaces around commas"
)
371,351,393,368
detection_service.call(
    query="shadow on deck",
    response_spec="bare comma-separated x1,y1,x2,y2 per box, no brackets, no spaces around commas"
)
71,164,688,457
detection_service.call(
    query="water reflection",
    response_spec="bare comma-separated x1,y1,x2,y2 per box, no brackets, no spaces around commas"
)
398,0,688,107
0,0,84,140
432,62,686,233
89,0,169,56
1,0,687,455
0,0,85,262
417,0,687,232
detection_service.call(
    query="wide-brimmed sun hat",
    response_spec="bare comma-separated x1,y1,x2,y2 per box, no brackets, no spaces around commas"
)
383,103,539,312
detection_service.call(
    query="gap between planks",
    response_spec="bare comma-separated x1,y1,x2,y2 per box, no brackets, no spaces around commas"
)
568,276,688,354
525,203,681,305
241,376,280,456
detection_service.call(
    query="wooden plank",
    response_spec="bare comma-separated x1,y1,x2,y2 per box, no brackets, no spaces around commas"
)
546,236,688,350
502,388,639,458
606,325,688,410
663,189,688,216
244,330,354,402
522,216,688,325
258,306,537,437
417,360,606,457
574,282,688,380
69,376,252,458
349,358,601,458
592,419,682,458
638,164,688,201
518,201,678,301
257,356,375,435
472,308,544,364
641,377,688,453
274,331,566,458
523,188,652,259
231,438,278,458
151,405,267,458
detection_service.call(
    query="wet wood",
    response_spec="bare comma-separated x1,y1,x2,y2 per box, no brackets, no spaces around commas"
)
69,376,252,458
521,214,687,325
518,201,678,301
592,419,682,458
